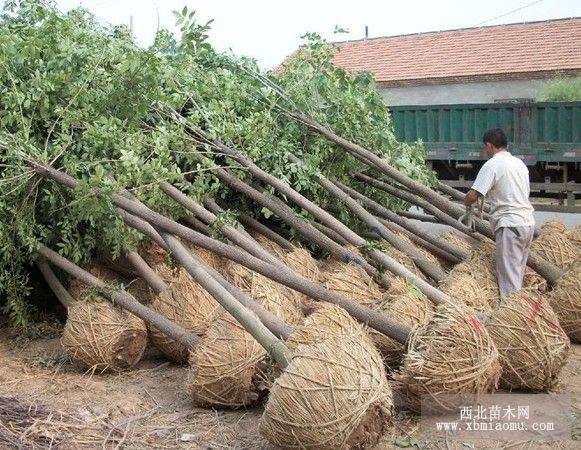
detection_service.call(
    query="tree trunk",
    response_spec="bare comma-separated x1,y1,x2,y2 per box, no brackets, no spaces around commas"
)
356,173,481,239
436,181,467,203
189,250,294,340
125,250,168,294
215,141,363,245
36,245,201,349
202,198,255,241
378,219,461,264
183,215,212,236
37,260,74,307
233,210,295,251
120,210,294,340
292,114,564,283
320,176,446,282
160,232,293,367
311,221,350,246
335,180,467,262
160,181,281,265
292,112,473,220
398,211,438,223
31,161,412,344
199,158,374,271
116,208,169,250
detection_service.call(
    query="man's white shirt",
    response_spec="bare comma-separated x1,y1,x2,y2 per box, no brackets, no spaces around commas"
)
471,151,535,232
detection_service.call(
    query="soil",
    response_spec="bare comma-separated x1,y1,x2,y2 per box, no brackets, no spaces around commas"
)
0,321,579,449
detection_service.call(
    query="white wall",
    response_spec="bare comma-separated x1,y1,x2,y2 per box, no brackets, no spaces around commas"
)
381,78,549,106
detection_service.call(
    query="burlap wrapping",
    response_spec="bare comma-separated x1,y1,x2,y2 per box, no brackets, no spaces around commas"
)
486,289,570,391
260,332,393,449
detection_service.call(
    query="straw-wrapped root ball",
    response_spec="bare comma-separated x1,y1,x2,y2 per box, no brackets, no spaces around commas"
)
395,231,442,268
187,261,304,408
522,266,548,293
283,247,319,313
140,241,168,268
148,267,223,363
531,230,579,270
260,333,393,449
383,244,427,281
440,257,498,312
63,267,148,372
440,232,475,254
566,226,581,251
189,244,225,274
394,302,501,412
284,247,319,280
286,303,364,350
226,261,303,325
344,244,365,260
320,261,383,307
486,289,570,391
370,278,434,368
188,311,268,408
252,233,287,258
547,262,581,343
541,220,567,235
62,298,147,373
254,278,304,326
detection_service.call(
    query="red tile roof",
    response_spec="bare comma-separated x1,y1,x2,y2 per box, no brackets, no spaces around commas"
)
331,18,581,86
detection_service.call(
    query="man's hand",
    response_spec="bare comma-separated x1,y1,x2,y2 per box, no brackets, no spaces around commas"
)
464,189,480,208
458,205,475,231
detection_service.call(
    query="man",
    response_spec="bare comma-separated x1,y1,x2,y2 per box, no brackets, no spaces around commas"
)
464,129,535,297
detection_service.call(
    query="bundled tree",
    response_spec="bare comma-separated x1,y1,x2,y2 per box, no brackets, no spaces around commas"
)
0,0,435,323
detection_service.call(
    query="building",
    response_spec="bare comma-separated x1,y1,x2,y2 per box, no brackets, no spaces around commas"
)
331,18,581,106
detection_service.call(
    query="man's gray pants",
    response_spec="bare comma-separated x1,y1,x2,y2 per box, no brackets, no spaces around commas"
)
495,226,535,297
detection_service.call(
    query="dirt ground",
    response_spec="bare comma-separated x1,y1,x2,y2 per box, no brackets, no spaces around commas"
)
0,319,579,450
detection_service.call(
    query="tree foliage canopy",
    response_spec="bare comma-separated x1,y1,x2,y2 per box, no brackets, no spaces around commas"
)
0,0,434,324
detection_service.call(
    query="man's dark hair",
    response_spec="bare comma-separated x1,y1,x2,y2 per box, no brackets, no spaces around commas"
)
482,129,507,148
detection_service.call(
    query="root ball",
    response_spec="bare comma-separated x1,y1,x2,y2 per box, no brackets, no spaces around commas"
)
189,245,225,274
394,302,500,412
284,247,319,281
283,247,319,313
286,303,363,350
547,263,581,343
531,231,579,270
148,267,222,363
253,233,287,258
260,333,393,449
439,232,475,254
394,231,443,268
139,242,168,268
320,261,382,307
566,226,581,251
541,220,567,235
383,244,427,281
371,278,434,367
440,256,498,311
64,267,148,372
62,299,147,372
188,311,268,408
226,262,303,325
485,289,570,391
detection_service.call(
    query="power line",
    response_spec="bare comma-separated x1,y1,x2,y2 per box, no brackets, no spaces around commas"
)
473,0,546,26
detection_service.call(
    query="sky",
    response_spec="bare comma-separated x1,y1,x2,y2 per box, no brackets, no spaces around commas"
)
7,0,581,68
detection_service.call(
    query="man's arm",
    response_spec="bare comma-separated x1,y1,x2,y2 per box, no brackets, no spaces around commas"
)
464,189,481,208
467,162,495,208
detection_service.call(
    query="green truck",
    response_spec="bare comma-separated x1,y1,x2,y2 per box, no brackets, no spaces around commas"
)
391,101,580,204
